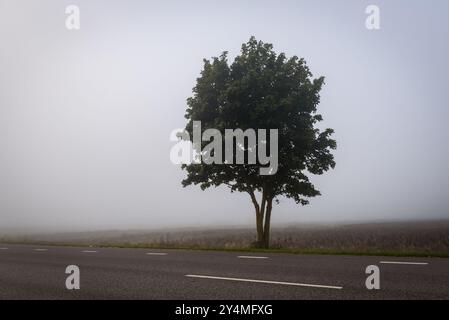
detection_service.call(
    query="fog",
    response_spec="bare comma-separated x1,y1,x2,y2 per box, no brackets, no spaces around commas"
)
0,0,448,232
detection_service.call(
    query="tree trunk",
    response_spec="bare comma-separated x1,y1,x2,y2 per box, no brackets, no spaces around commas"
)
248,190,273,249
262,197,273,249
256,213,264,244
258,190,267,246
249,191,264,245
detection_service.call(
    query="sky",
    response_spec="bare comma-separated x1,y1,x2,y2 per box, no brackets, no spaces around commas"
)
0,0,448,231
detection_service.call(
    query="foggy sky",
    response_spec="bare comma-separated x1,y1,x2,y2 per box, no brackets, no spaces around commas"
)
0,0,448,231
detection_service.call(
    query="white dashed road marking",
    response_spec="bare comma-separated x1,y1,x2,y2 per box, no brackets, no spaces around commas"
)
34,249,48,252
238,256,269,259
82,250,98,253
0,248,9,250
185,274,343,290
146,252,168,256
380,261,428,266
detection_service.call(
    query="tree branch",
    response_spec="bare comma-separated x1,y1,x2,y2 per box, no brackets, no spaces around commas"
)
260,188,267,224
248,190,260,214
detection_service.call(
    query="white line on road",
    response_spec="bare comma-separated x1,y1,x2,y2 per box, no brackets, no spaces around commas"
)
82,250,98,253
146,252,168,256
34,249,48,252
185,274,343,290
380,261,428,266
0,248,8,250
238,256,269,259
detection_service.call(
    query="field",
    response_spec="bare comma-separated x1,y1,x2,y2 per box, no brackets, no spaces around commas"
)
1,220,449,257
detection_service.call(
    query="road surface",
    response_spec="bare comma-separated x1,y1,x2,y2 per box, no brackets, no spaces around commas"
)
0,244,448,299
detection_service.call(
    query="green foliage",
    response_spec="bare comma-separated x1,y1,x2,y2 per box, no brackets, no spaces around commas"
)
182,37,336,206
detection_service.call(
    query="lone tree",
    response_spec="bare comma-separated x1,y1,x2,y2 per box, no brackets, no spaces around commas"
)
181,37,336,248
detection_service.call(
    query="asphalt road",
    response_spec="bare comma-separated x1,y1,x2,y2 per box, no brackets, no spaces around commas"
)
0,244,448,300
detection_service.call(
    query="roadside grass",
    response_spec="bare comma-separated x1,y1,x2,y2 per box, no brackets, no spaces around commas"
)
1,239,448,258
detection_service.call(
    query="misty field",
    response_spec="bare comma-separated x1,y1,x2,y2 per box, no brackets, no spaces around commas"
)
2,220,449,256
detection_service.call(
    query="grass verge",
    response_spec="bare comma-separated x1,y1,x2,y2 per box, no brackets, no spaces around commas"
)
1,240,448,258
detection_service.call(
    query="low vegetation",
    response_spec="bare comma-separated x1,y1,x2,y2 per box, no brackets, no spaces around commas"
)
1,220,448,258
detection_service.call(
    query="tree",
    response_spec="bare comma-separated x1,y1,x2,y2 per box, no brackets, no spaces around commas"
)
181,37,336,248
